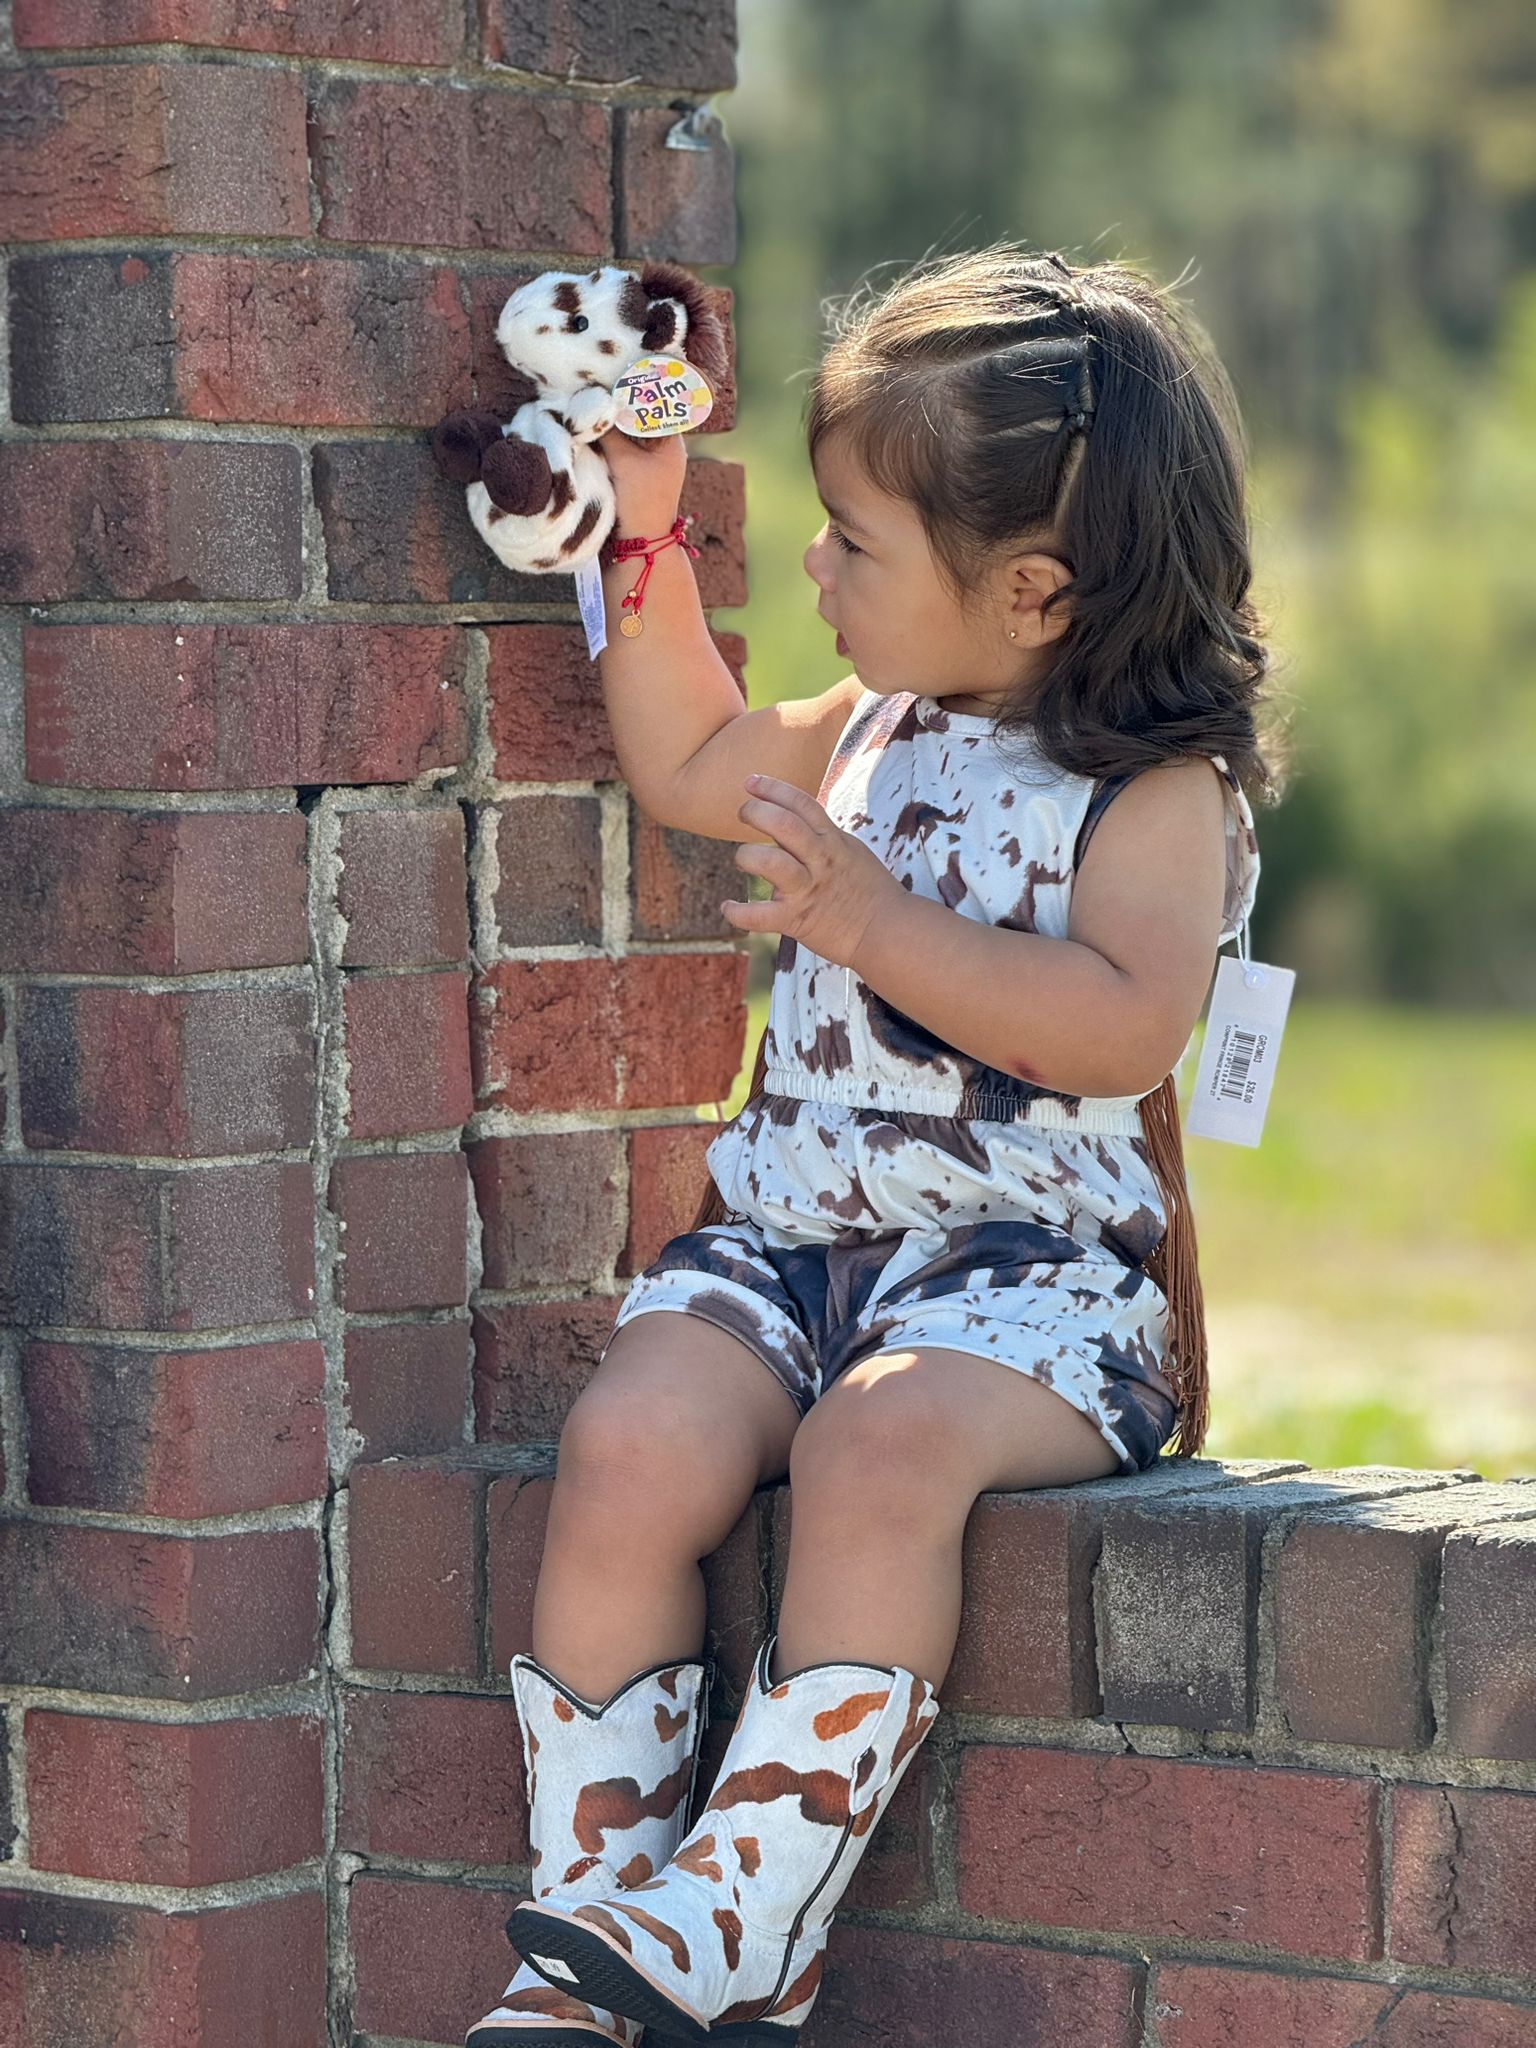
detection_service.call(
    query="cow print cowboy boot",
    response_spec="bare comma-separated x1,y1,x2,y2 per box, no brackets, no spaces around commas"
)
506,1637,939,2043
465,1653,707,2046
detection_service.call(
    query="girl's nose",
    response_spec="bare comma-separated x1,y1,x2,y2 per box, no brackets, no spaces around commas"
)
803,530,833,589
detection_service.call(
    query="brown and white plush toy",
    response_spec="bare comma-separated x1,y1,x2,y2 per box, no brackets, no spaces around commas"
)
431,261,729,576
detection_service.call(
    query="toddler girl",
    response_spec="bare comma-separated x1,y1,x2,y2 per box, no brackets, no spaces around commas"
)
467,244,1277,2047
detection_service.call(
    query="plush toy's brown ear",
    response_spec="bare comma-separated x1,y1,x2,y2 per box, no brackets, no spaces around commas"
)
638,260,731,395
431,408,504,485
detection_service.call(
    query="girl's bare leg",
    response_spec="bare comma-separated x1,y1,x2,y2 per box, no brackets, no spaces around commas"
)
776,1349,1119,1685
531,1312,800,1702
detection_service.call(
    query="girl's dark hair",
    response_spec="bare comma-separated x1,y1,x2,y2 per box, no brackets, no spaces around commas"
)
806,243,1287,804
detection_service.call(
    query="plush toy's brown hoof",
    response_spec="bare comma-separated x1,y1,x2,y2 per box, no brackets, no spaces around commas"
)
481,436,555,517
432,408,506,485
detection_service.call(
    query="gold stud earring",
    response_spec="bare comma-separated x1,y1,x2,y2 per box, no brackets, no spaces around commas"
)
1007,628,1018,640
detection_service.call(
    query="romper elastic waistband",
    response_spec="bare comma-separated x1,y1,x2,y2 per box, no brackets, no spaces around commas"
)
759,1065,1148,1135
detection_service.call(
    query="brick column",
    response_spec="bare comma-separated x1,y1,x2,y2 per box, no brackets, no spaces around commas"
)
0,5,743,2042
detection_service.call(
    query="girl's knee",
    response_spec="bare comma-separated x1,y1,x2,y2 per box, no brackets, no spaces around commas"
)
557,1376,697,1498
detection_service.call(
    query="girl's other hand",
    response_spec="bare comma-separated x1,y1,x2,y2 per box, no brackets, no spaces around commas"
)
599,425,687,537
723,774,904,968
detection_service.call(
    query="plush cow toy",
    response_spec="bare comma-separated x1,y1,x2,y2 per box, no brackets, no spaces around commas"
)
431,261,729,576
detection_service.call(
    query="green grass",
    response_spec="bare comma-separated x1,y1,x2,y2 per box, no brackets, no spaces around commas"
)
703,991,1536,1478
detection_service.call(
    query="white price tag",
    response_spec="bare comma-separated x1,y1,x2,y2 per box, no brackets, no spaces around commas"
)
1185,952,1294,1147
574,556,607,662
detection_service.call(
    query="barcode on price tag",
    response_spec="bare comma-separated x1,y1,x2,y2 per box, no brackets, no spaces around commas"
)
1185,953,1295,1147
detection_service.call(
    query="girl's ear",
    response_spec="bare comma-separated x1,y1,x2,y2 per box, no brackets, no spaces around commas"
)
1007,551,1076,649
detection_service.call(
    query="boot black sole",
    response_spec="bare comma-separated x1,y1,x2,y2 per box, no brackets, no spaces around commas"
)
466,2028,626,2046
508,1908,710,2044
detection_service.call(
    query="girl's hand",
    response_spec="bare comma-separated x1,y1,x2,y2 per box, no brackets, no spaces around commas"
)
723,774,903,968
598,425,687,537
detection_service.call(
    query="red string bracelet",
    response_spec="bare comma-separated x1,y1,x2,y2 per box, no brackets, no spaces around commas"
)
610,513,700,638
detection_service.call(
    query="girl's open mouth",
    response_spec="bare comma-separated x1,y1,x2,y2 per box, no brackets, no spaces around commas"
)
836,631,849,656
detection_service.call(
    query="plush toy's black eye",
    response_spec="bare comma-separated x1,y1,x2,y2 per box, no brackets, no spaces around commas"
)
570,315,589,332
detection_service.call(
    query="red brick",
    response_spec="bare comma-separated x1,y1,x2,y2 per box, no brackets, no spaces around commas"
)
9,251,175,423
0,1522,320,1698
25,623,468,791
340,1688,527,1866
957,1748,1381,1961
0,440,302,604
617,105,736,267
479,0,735,88
329,1150,470,1312
1153,1964,1536,2048
1443,1523,1536,1760
472,1296,619,1444
0,808,305,973
678,460,748,609
315,444,743,607
948,1493,1101,1718
23,1338,326,1515
346,1459,483,1676
487,1471,551,1673
482,622,743,786
473,952,746,1113
470,1130,627,1290
345,1321,470,1462
630,808,743,941
0,1887,326,2048
621,1122,718,1274
1274,1483,1536,1750
1388,1784,1536,1978
9,249,475,430
16,983,312,1154
1,1161,315,1332
313,438,537,608
344,971,473,1139
350,1871,521,2047
486,625,621,781
14,0,462,62
0,62,307,241
26,1710,324,1885
804,1926,1144,2048
339,808,469,969
311,79,608,253
492,793,604,946
168,253,471,426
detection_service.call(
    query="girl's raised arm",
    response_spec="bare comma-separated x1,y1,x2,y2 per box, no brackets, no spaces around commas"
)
595,429,862,842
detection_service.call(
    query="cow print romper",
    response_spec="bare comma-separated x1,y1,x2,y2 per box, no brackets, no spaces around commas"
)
609,687,1261,1473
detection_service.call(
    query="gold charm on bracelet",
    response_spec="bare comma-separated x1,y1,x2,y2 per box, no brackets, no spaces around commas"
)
620,612,644,637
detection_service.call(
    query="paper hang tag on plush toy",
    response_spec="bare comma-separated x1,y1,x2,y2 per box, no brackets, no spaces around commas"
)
612,355,714,438
574,556,607,662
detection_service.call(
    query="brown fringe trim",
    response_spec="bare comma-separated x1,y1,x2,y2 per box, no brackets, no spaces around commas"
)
689,1033,1208,1457
1136,1070,1210,1457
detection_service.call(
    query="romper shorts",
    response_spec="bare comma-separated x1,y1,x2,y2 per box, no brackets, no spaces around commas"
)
606,1208,1179,1475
